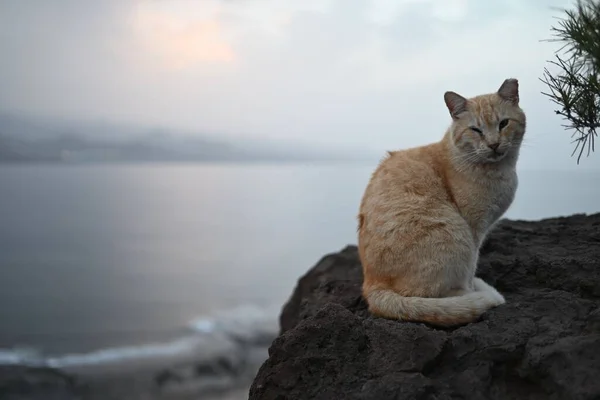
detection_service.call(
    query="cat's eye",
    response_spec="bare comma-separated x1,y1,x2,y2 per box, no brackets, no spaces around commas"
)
499,119,509,130
470,126,483,135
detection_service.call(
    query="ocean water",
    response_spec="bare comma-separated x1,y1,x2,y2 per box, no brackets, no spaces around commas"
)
0,162,599,368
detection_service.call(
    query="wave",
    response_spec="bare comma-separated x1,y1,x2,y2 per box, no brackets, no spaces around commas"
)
0,304,279,370
187,303,281,344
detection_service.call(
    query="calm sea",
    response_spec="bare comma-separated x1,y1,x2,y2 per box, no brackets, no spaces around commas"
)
0,163,599,364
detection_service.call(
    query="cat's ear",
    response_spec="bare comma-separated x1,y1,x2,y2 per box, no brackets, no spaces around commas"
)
497,78,519,105
444,91,468,120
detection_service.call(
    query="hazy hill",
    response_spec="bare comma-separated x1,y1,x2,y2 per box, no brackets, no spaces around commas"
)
0,113,368,164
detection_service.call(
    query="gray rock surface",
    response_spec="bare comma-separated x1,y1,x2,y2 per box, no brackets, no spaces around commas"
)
250,213,600,400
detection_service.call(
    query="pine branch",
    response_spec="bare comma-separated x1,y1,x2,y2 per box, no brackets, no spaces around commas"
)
540,0,600,163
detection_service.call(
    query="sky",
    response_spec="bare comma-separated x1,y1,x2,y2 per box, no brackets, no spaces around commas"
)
1,0,599,170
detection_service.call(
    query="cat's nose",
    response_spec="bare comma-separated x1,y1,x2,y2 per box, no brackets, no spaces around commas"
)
488,143,500,151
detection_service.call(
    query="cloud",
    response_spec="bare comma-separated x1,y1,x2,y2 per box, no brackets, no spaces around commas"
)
0,0,597,169
130,3,236,69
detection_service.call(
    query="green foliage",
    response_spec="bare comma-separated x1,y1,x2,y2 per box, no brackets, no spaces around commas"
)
540,0,600,163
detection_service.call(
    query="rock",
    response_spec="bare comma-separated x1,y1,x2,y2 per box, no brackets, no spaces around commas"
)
249,213,600,400
0,366,80,400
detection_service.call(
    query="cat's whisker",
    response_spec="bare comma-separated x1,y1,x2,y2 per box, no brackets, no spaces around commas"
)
451,151,481,172
519,138,536,148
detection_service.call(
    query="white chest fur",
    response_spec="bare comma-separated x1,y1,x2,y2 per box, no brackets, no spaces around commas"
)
455,167,518,246
483,171,517,227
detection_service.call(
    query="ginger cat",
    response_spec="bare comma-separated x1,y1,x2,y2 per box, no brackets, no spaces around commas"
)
357,78,526,327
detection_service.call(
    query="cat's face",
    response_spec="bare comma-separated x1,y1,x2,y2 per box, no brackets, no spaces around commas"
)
444,79,526,164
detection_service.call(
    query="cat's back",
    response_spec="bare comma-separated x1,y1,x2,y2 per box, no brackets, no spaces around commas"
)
361,143,450,210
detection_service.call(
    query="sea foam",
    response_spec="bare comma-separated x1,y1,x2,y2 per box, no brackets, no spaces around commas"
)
0,304,279,370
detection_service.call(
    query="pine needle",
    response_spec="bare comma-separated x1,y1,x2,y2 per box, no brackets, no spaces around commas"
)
540,0,600,163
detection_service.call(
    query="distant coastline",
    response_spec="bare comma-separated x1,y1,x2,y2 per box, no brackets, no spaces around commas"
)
0,112,374,164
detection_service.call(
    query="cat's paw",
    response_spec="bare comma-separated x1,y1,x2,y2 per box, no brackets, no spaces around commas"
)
473,277,505,305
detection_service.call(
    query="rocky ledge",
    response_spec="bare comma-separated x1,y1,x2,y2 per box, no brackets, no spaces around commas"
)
249,213,600,400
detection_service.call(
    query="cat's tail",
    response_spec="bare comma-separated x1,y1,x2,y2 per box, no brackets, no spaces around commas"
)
364,281,505,327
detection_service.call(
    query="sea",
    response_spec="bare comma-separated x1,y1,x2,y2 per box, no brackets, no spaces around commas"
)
0,162,599,369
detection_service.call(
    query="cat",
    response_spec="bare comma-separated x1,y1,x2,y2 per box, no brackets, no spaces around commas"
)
357,78,526,326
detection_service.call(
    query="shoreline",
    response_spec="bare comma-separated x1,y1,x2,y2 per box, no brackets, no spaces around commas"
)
72,344,269,400
0,333,272,400
0,304,280,399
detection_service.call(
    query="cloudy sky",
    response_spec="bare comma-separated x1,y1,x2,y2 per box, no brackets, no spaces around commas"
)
1,0,598,169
